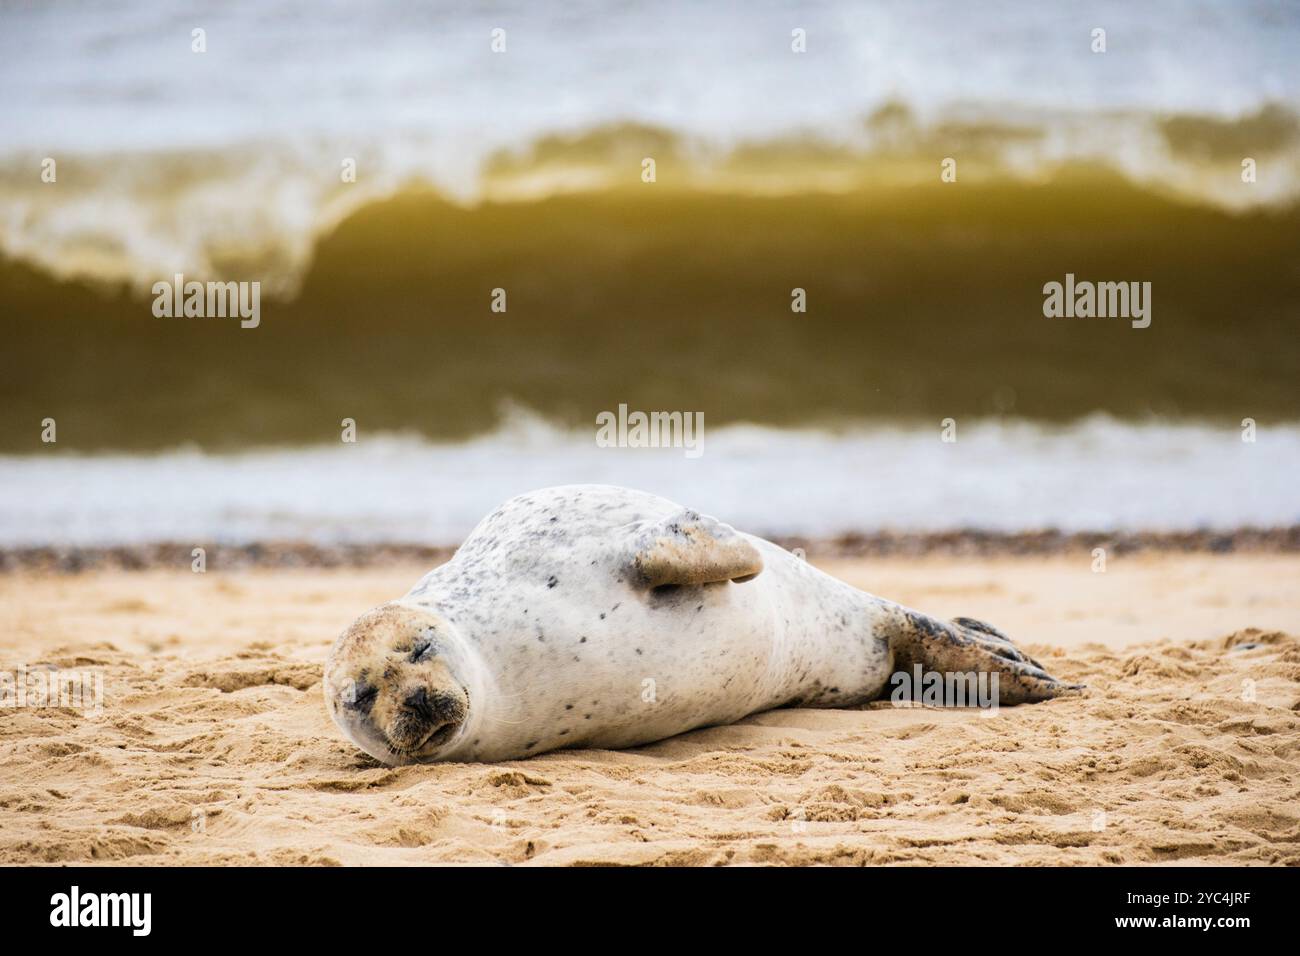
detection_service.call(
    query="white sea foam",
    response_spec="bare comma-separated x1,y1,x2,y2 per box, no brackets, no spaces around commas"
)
1,0,1297,290
1,415,1295,547
5,0,1293,155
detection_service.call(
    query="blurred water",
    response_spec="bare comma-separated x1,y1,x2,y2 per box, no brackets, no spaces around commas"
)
2,1,1295,516
2,415,1295,545
1,0,1297,288
4,0,1296,153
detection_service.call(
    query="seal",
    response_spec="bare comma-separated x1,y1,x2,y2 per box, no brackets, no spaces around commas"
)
325,484,1082,765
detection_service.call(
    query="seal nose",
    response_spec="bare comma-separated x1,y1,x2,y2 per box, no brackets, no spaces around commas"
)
390,684,467,755
404,687,435,721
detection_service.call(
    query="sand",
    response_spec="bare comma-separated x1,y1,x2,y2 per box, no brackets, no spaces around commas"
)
1,554,1298,866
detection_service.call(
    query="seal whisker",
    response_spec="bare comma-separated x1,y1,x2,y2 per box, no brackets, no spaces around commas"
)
481,714,527,726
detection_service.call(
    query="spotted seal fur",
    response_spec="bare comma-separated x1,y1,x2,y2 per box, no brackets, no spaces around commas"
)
324,484,1081,764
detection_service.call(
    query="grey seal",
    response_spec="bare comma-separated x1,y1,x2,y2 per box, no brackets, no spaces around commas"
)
324,484,1081,764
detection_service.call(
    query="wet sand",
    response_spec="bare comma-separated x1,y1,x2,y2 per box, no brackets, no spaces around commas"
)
1,554,1298,865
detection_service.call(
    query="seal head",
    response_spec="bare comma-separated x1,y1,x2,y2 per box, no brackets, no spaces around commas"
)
324,602,471,765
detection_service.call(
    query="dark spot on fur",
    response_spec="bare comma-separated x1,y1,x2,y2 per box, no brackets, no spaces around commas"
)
547,576,558,589
524,740,537,750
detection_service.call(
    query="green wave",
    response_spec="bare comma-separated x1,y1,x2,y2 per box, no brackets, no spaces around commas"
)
2,165,1297,452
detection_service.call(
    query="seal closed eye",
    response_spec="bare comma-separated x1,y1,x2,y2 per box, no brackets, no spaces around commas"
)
347,683,377,713
325,484,1082,765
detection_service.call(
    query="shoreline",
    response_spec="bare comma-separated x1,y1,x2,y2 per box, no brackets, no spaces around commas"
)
4,526,1298,573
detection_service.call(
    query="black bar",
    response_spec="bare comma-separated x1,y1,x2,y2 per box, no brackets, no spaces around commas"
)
0,866,1282,942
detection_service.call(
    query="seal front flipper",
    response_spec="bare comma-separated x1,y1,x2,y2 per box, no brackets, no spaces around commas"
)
625,509,763,588
891,609,1085,705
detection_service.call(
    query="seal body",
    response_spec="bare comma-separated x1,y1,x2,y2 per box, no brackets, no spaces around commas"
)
325,484,1079,764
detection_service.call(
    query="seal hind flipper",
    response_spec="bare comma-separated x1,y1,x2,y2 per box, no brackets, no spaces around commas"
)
892,609,1085,705
627,509,763,588
952,616,1012,642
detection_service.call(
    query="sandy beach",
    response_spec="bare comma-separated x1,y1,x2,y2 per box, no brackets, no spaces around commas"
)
2,552,1297,866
